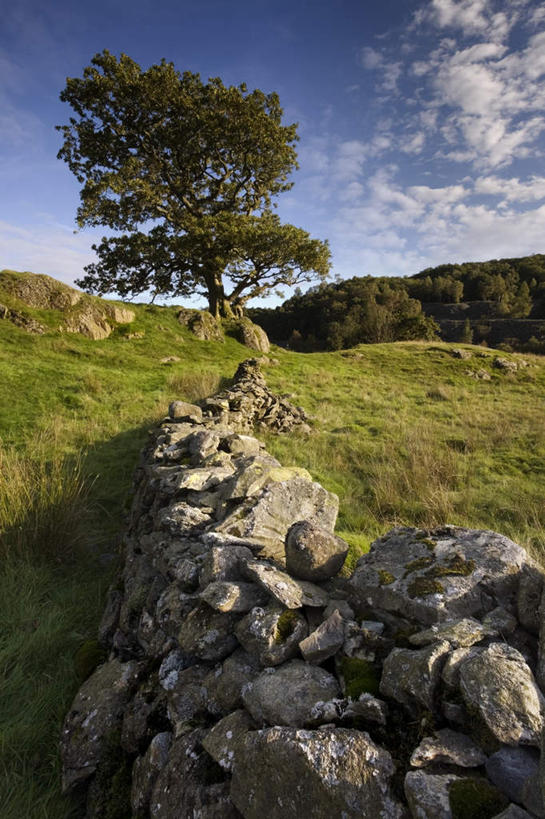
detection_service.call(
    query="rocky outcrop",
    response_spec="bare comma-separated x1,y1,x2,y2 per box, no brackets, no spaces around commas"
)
60,365,545,818
0,270,135,339
177,308,270,353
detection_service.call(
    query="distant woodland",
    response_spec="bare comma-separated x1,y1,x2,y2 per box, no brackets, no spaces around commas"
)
249,254,545,353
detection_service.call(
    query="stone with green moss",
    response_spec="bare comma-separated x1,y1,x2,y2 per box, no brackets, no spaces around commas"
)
378,568,395,585
235,604,307,666
340,656,380,698
407,576,444,598
74,639,107,682
448,777,509,819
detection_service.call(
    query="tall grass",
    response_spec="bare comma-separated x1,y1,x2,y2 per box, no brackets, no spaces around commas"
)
0,437,94,563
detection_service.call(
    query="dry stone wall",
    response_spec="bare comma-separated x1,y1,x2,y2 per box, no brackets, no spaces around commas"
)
61,362,545,818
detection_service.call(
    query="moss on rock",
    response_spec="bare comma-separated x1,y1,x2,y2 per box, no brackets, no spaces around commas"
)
448,777,508,819
74,639,107,682
377,569,395,585
341,657,380,698
274,609,298,644
407,576,444,598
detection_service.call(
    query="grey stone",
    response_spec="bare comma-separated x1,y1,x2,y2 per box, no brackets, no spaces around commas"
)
299,610,345,663
223,459,309,502
199,544,254,588
131,732,172,816
380,640,451,713
61,659,142,792
165,664,209,727
202,710,253,772
410,728,487,768
175,464,234,492
200,580,269,613
222,433,263,456
149,729,240,818
518,565,543,635
97,588,122,647
226,316,270,353
177,602,240,662
493,807,534,818
285,520,348,581
204,648,261,714
404,772,460,818
168,400,203,422
343,693,388,725
242,559,329,608
460,642,544,746
348,526,529,626
522,771,544,817
215,477,339,561
482,606,518,636
235,605,308,666
323,598,355,620
409,617,489,648
156,501,211,534
230,726,405,819
242,660,340,727
486,746,540,803
442,646,482,689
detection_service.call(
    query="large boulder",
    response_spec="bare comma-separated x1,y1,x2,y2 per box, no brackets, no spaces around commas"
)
459,642,544,747
230,726,405,818
60,659,142,792
348,526,529,626
224,317,270,353
285,520,348,581
177,307,225,342
215,477,339,561
242,660,340,727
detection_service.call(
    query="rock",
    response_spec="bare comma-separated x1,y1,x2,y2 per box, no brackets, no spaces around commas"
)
164,664,210,727
494,357,518,372
222,433,262,456
410,728,487,768
157,501,211,534
223,458,309,502
97,588,123,647
149,729,239,818
452,348,472,359
348,526,529,626
522,771,544,817
493,806,534,818
486,746,540,804
518,565,543,635
380,641,451,713
215,477,339,561
187,428,220,461
160,356,181,364
405,772,509,819
242,660,340,727
176,464,233,492
230,726,405,819
460,642,544,747
482,607,518,636
61,658,142,792
242,559,329,608
199,544,254,588
299,610,345,663
202,710,254,772
177,603,240,662
323,598,355,620
200,581,269,613
177,308,224,342
204,648,261,714
343,693,388,725
131,732,172,816
235,605,308,666
225,317,270,353
442,646,482,689
409,617,489,648
285,520,348,581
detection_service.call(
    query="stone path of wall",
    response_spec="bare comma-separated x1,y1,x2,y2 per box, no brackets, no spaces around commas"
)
61,362,545,818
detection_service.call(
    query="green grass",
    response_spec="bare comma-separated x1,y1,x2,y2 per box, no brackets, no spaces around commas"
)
1,274,545,816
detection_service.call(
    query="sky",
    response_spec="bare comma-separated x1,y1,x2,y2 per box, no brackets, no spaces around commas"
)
1,0,545,307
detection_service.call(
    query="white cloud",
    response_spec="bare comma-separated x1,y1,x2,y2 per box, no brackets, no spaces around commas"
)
0,219,97,287
474,174,545,203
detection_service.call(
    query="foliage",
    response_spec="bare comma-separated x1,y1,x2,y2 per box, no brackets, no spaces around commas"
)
249,276,439,350
57,51,330,316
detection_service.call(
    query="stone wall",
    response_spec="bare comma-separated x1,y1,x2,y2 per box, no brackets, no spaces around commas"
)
61,362,545,818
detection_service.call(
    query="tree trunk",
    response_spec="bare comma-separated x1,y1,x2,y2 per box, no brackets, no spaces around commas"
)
205,269,234,319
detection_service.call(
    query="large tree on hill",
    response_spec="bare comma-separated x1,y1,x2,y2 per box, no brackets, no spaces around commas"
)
57,51,330,317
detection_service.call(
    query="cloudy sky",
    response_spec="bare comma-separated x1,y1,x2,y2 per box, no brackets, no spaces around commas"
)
1,0,545,305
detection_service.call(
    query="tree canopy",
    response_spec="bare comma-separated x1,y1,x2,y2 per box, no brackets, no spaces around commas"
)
57,51,330,316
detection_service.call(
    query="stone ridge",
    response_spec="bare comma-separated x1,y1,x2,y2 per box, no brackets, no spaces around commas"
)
60,364,545,818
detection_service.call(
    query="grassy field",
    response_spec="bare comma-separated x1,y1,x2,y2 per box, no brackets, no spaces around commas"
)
1,282,544,817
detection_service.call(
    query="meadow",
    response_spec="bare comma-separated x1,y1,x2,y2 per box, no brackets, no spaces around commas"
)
1,294,544,817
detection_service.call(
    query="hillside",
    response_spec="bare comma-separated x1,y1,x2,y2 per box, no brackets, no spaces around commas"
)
1,269,545,816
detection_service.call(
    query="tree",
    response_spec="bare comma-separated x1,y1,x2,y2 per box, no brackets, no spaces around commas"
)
57,51,330,317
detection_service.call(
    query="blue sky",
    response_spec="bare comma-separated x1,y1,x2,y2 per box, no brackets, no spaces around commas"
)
1,0,545,307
